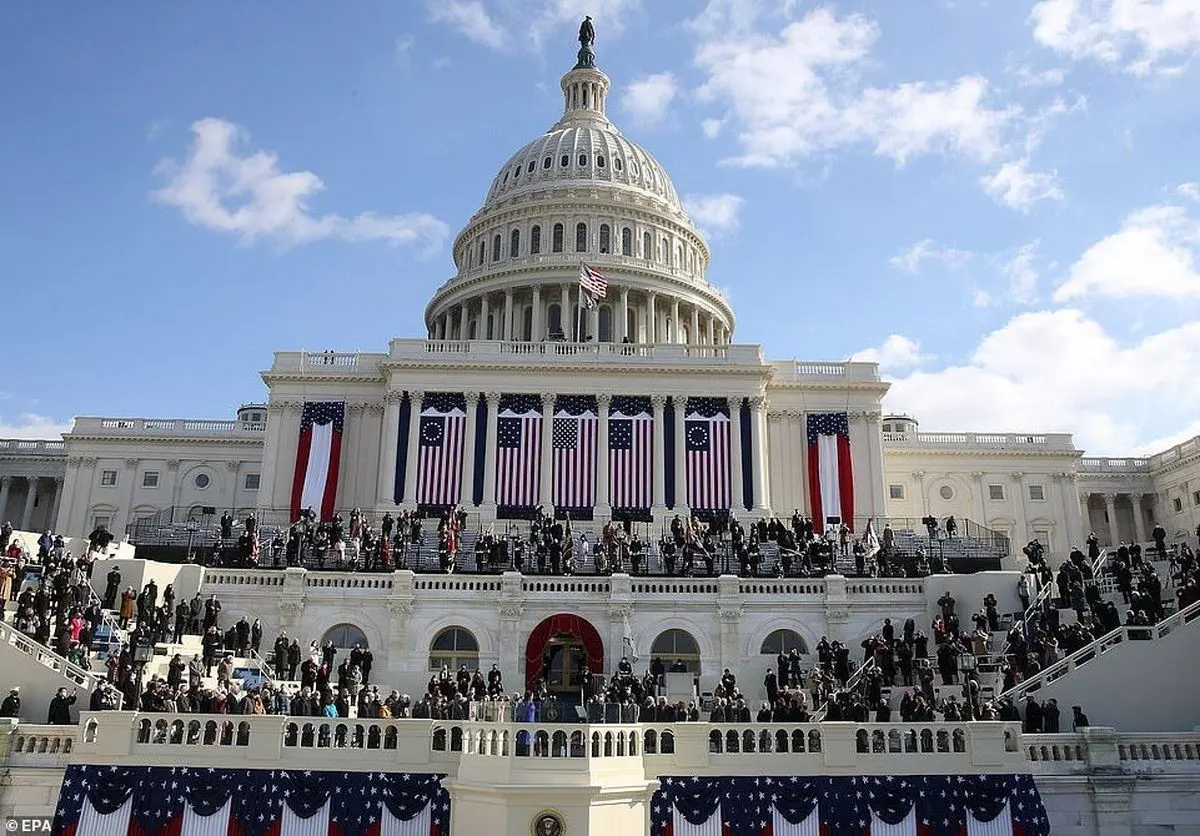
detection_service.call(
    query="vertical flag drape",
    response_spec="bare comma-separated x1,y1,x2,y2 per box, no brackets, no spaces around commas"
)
967,805,1014,836
771,806,820,836
609,396,653,511
380,803,433,836
552,395,597,510
805,412,855,534
685,398,730,511
495,394,543,509
290,401,345,521
181,799,232,836
75,797,132,836
417,393,468,508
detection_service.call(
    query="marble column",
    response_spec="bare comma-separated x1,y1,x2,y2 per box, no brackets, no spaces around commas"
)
706,316,715,345
480,294,491,340
619,288,629,342
49,477,65,531
651,395,666,512
729,399,745,511
459,301,470,339
561,283,572,340
670,299,680,343
20,477,39,530
401,391,424,506
1103,492,1120,545
440,313,449,340
0,477,11,522
539,393,555,510
531,286,542,342
1130,493,1146,543
647,293,657,343
481,393,500,513
504,289,514,340
673,397,688,513
749,396,769,513
595,394,612,517
690,305,700,347
588,304,600,342
460,393,480,507
377,392,402,506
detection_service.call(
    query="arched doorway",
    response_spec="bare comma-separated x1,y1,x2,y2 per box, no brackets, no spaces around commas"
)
524,614,604,692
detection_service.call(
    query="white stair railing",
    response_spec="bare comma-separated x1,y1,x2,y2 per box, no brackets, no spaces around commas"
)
0,619,109,696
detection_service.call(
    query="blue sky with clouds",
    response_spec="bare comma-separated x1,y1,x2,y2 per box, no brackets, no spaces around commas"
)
1,1,1198,455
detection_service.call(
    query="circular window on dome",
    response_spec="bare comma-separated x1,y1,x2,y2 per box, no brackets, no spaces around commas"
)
560,154,569,167
194,473,211,490
527,160,535,173
543,156,551,169
939,485,954,500
578,153,587,166
597,155,605,168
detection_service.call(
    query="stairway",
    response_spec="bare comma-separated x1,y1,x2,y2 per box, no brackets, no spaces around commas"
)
0,619,110,722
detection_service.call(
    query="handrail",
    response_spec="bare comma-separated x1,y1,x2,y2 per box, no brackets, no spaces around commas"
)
812,658,876,721
0,619,108,695
247,647,279,687
998,597,1200,702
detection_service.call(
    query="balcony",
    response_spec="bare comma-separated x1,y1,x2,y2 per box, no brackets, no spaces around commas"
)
769,360,881,383
69,418,266,437
883,431,1076,451
0,439,65,455
388,339,766,368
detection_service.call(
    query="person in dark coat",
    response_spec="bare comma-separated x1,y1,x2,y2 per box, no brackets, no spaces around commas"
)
47,687,77,724
1023,695,1043,733
0,687,20,717
1072,705,1090,731
1042,699,1061,733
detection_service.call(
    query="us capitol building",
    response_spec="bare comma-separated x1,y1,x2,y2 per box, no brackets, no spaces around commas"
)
1,27,1198,836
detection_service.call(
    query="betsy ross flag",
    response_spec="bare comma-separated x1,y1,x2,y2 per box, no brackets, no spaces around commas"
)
685,397,731,511
53,764,450,836
651,774,1050,836
553,395,597,509
290,401,344,522
806,412,855,534
579,262,608,308
609,395,653,510
417,393,467,507
495,394,542,508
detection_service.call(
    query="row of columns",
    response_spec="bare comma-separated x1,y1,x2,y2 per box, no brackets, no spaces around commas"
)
1085,491,1150,546
377,392,770,516
0,475,64,531
431,285,730,346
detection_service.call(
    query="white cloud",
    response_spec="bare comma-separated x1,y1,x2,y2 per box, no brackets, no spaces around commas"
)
980,158,1064,210
683,193,746,234
888,239,974,274
428,1,506,50
1179,182,1200,202
851,335,932,371
701,118,724,138
0,413,72,440
1054,204,1200,300
1004,241,1041,304
153,118,448,251
1030,0,1200,75
395,34,416,63
971,288,994,307
881,309,1200,454
1010,63,1068,87
692,7,1018,168
620,72,678,128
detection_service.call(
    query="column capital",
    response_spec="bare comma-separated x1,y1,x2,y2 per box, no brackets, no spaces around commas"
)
504,287,513,298
464,391,481,407
226,460,241,472
1009,471,1025,481
911,471,926,480
1129,492,1143,501
408,390,425,405
166,459,181,471
383,390,405,404
1103,491,1119,502
596,393,612,409
649,394,668,410
969,471,986,480
540,392,557,407
747,395,766,411
485,391,501,405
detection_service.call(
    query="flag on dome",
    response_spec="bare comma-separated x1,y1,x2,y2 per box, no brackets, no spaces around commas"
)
651,774,1050,836
579,262,607,308
290,401,345,522
53,764,451,836
418,393,468,507
806,412,854,535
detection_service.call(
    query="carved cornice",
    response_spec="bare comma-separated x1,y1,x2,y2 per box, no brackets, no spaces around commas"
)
124,458,141,468
911,471,926,480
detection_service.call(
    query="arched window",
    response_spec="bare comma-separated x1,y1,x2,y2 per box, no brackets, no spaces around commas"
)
676,244,683,266
510,229,520,258
561,154,570,168
552,223,564,253
661,238,668,263
760,629,807,656
597,155,605,168
621,227,632,256
614,157,623,172
643,232,652,260
513,165,521,180
650,629,701,673
578,153,588,167
429,627,479,671
548,304,562,337
575,223,587,253
599,224,610,253
492,234,501,262
522,307,533,341
543,156,552,170
478,240,485,265
527,160,535,174
531,225,542,255
598,306,612,342
322,624,369,651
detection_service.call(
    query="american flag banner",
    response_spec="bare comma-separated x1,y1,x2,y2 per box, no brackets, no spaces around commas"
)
552,395,598,510
417,393,468,508
290,401,345,522
651,774,1050,836
685,397,731,511
609,396,653,510
53,764,451,836
579,262,608,308
806,412,855,534
495,393,543,509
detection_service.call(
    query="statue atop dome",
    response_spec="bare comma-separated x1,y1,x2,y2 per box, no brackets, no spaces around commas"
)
574,16,596,69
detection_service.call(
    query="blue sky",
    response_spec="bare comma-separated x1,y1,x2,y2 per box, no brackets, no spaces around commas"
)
1,0,1198,455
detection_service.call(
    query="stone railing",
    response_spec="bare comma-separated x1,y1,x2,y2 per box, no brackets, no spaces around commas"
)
1078,457,1152,473
0,721,76,767
389,339,765,367
883,431,1076,451
769,361,881,383
267,351,389,376
71,417,265,435
0,439,66,454
1024,728,1200,774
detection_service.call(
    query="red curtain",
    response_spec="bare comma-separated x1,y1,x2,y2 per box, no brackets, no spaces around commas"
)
524,613,605,688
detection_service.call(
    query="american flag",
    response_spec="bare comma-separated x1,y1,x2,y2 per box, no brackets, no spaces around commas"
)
685,397,730,511
579,262,607,308
651,774,1050,836
291,401,345,522
53,764,451,836
495,394,542,508
417,393,467,507
609,395,653,510
552,395,597,510
806,412,855,534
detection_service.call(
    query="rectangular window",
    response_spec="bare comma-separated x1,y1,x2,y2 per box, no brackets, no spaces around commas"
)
888,484,905,500
244,473,261,491
988,484,1004,500
1173,497,1184,513
1192,490,1200,507
93,515,111,530
1028,484,1045,501
100,470,118,487
142,471,159,488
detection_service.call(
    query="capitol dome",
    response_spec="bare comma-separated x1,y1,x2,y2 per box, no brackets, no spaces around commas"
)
425,37,734,347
